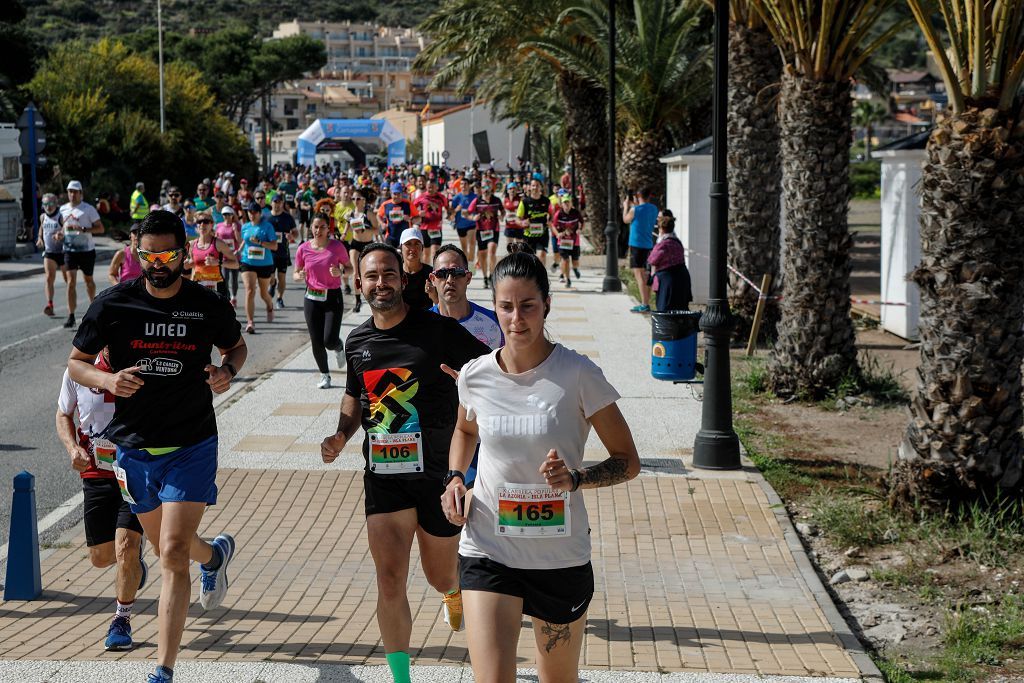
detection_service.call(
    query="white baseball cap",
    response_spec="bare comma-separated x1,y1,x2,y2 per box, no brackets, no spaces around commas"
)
221,206,235,215
66,180,83,192
399,227,424,245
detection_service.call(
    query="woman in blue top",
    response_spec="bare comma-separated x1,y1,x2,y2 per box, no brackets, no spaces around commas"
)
240,202,279,334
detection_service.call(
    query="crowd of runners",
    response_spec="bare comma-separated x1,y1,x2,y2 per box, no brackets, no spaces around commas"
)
53,160,645,683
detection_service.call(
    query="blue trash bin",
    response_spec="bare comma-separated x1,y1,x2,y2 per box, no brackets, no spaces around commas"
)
651,310,701,381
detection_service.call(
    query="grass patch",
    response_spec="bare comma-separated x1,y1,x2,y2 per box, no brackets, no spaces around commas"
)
938,595,1024,681
828,353,909,407
618,266,641,304
41,542,72,549
872,566,917,589
808,490,894,548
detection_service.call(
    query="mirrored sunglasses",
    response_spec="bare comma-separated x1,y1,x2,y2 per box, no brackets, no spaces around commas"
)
137,248,183,265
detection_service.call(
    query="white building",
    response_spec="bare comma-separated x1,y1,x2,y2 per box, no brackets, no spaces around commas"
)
660,140,714,305
874,130,928,340
421,101,525,171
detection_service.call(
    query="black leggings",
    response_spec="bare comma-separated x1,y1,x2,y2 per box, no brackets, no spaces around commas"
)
303,288,344,373
221,267,239,297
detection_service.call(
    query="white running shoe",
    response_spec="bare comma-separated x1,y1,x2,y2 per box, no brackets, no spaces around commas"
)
317,373,331,389
335,342,345,370
199,534,235,610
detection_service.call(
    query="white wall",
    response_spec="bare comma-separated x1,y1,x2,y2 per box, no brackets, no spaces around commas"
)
664,158,712,305
421,120,445,167
878,150,924,340
421,103,524,171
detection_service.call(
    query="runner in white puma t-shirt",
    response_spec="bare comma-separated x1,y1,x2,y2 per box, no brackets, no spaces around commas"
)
440,244,641,683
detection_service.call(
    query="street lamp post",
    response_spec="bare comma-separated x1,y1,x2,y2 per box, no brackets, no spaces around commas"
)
602,0,621,292
692,0,740,470
157,0,165,134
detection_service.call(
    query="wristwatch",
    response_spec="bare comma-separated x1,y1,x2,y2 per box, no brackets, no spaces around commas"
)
443,470,465,488
223,362,237,377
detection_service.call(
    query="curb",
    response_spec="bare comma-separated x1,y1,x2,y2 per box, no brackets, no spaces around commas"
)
746,445,885,683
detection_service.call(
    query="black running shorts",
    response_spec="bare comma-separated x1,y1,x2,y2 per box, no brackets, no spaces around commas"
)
363,472,461,537
459,554,594,624
526,232,550,253
64,250,97,276
240,263,275,279
629,247,651,269
82,478,144,547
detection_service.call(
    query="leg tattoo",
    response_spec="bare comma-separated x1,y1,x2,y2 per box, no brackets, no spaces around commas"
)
541,621,572,653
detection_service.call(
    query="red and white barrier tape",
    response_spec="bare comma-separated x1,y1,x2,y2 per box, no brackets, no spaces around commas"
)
681,249,908,307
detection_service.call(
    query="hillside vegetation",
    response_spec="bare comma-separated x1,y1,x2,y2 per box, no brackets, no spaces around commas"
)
21,0,421,43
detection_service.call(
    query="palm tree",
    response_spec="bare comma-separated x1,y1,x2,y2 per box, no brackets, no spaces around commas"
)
414,0,613,252
852,100,888,160
753,0,906,397
889,2,1024,511
525,0,712,201
715,0,783,343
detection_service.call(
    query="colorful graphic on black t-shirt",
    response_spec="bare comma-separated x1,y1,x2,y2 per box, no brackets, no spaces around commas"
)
364,368,421,434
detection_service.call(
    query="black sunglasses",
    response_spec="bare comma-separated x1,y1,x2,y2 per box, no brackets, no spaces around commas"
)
198,218,213,224
434,267,469,280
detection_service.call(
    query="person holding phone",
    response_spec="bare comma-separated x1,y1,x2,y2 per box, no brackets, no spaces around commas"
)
622,188,659,313
441,244,641,683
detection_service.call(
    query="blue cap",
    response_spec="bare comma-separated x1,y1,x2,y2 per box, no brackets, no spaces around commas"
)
532,172,545,182
390,182,405,194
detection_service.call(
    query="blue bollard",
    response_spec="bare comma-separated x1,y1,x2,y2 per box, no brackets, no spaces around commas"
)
4,471,42,600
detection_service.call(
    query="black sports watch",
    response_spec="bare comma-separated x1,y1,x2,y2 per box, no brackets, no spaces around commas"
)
443,470,466,488
223,362,238,377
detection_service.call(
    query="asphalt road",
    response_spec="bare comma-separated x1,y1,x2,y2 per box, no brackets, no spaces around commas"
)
0,267,314,551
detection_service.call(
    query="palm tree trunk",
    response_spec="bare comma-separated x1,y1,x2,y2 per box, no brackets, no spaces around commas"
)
619,128,669,202
888,109,1024,511
727,22,782,344
767,71,858,397
558,71,608,253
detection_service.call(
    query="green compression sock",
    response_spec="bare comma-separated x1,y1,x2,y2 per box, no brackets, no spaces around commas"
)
386,651,411,683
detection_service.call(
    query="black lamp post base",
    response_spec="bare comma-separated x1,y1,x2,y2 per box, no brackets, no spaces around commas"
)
693,429,741,469
602,276,622,292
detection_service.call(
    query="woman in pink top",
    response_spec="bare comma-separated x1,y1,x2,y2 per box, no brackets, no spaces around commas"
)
107,225,143,284
215,206,243,306
187,212,238,298
294,215,353,389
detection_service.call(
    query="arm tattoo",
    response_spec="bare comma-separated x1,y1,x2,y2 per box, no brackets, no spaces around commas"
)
579,457,629,488
541,621,572,652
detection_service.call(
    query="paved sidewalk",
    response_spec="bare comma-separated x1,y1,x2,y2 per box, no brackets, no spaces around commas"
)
0,242,878,681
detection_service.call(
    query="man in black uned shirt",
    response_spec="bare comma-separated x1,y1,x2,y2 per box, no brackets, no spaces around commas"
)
68,210,247,683
321,242,489,678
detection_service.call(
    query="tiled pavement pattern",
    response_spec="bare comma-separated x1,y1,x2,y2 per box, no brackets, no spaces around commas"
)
0,247,876,680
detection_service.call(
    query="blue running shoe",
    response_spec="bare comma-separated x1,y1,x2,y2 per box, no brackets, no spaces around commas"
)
147,665,174,682
199,534,235,610
104,615,133,651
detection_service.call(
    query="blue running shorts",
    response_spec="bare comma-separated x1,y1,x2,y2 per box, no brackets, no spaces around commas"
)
115,435,218,514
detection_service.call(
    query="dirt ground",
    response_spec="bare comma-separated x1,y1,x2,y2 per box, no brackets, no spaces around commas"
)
737,328,1024,681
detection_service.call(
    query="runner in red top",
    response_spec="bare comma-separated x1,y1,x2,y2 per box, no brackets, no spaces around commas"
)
467,183,505,289
413,179,450,264
56,350,147,652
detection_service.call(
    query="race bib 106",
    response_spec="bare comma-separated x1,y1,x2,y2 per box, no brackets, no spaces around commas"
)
369,432,424,474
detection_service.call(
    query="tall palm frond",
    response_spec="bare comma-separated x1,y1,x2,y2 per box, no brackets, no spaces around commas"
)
907,0,1024,112
753,0,910,81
